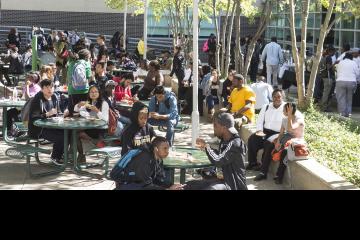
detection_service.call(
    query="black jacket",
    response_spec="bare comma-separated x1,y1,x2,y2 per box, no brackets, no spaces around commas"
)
170,54,185,79
28,92,60,139
205,134,248,190
121,101,156,155
116,149,170,190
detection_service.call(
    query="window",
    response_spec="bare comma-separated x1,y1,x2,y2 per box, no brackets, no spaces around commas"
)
269,28,276,39
277,17,285,27
356,32,360,48
334,31,340,47
277,28,284,41
342,16,355,29
270,17,277,27
315,14,322,28
307,30,314,43
341,31,354,47
295,14,302,28
308,13,315,28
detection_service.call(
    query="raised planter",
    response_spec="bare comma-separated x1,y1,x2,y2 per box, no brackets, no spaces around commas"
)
240,124,359,190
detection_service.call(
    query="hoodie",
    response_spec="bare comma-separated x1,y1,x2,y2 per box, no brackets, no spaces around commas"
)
121,101,156,155
148,91,179,122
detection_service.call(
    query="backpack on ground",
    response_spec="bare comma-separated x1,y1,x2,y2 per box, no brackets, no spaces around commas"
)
72,60,87,90
108,108,119,136
110,149,142,183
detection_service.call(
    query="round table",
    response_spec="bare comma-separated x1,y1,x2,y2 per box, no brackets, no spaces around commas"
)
0,100,26,143
34,118,107,172
163,147,213,184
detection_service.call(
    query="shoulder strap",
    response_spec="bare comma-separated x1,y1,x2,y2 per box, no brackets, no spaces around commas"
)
263,104,270,128
116,149,142,169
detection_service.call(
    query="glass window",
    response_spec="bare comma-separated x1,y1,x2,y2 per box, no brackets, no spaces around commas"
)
307,30,314,44
334,31,340,47
308,13,315,28
277,28,284,41
315,14,322,28
277,16,285,27
265,29,270,39
295,14,302,28
342,16,355,29
269,28,276,39
285,15,290,27
285,29,291,41
356,32,360,48
270,17,277,26
342,31,354,47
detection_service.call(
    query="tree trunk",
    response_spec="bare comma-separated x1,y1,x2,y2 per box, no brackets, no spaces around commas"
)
234,0,242,73
306,0,336,107
241,0,272,78
288,0,304,105
224,1,236,75
220,0,231,76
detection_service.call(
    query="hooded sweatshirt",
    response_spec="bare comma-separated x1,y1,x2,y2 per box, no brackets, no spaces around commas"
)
205,134,248,190
121,101,156,155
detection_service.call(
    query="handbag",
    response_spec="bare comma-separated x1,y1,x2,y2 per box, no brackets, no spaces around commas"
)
287,139,309,161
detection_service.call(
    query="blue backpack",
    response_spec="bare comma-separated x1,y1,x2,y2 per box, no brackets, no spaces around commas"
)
110,149,142,183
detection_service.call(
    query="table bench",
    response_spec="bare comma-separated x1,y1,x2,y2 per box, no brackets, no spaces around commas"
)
86,146,122,178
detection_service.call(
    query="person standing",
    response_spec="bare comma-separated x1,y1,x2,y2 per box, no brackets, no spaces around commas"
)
250,76,273,114
170,46,185,99
261,37,284,88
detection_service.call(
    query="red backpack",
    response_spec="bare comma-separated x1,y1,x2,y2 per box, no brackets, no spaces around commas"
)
202,40,209,52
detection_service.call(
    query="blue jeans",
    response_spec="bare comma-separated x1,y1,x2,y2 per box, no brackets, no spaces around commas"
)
148,118,178,146
206,95,219,112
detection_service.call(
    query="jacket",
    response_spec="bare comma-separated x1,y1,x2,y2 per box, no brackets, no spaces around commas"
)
121,101,156,155
148,91,179,121
205,134,248,190
28,91,60,139
170,54,185,78
115,149,170,190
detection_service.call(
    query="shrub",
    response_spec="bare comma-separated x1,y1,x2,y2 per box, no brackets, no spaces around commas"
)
304,108,360,187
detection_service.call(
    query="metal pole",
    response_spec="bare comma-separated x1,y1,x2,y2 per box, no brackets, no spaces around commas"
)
192,0,200,147
123,0,127,51
31,35,38,71
143,0,148,60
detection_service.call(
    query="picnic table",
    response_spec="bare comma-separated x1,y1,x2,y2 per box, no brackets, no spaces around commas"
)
34,117,107,173
0,100,26,143
113,68,133,77
115,100,150,110
163,147,213,184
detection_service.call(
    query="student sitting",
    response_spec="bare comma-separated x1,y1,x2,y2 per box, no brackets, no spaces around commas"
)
185,113,248,190
112,136,184,190
223,74,256,130
137,60,164,100
148,86,179,146
74,85,109,163
121,101,156,155
272,103,305,184
28,79,66,165
114,72,133,102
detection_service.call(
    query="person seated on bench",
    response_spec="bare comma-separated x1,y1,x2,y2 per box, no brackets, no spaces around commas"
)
112,136,184,190
246,89,285,181
121,101,156,156
148,86,179,146
137,60,164,100
185,113,248,190
28,79,67,166
272,103,305,184
74,85,109,163
222,74,256,130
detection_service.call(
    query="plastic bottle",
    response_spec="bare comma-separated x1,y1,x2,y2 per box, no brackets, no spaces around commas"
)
12,87,18,101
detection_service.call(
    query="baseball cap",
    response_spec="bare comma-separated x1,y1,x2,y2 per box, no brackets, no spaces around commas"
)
216,113,238,135
105,80,116,88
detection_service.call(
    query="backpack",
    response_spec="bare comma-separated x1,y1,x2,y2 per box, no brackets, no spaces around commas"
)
72,60,88,90
287,139,309,161
108,108,119,136
21,98,35,128
202,40,209,53
110,149,142,183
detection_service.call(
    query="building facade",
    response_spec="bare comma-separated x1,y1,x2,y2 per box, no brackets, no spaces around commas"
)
265,1,360,52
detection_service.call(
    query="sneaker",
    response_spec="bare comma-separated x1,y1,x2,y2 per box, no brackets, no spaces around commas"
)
50,157,63,166
254,173,267,181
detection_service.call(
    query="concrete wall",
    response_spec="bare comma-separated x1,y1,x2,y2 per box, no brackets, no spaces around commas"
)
1,0,124,13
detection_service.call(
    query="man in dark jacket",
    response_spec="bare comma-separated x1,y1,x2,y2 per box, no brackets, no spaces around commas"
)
114,136,184,190
121,101,156,155
170,46,185,99
28,79,66,165
186,112,248,190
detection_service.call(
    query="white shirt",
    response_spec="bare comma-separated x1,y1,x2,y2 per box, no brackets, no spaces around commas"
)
354,57,360,69
184,68,192,81
261,42,284,65
256,102,286,142
336,59,360,83
74,101,109,123
250,81,273,110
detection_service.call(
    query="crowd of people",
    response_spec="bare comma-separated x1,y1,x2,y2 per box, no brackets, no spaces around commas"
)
2,27,358,190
